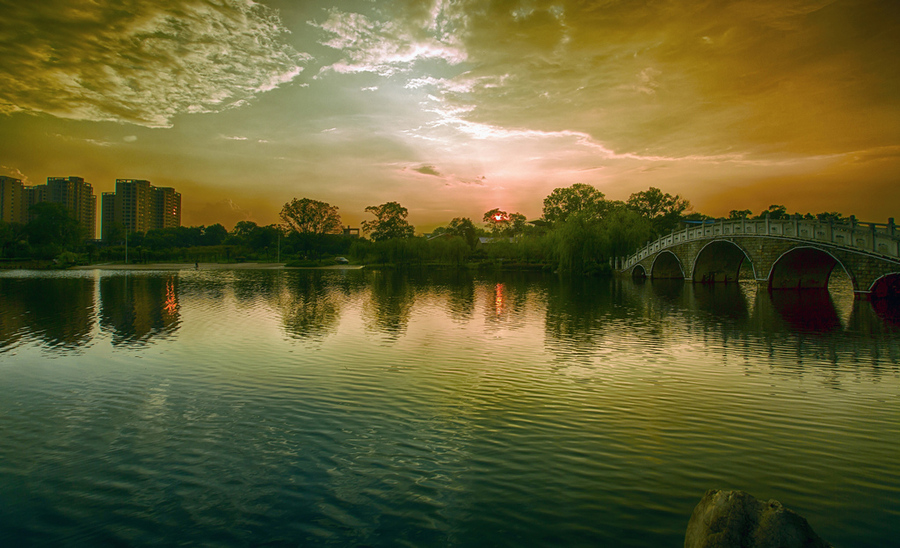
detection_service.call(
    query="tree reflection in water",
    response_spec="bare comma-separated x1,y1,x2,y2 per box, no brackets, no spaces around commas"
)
278,270,344,341
363,269,416,340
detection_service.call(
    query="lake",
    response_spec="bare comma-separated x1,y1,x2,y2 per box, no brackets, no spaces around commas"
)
1,268,898,547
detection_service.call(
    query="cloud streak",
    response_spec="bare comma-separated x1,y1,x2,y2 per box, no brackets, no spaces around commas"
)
312,8,466,76
0,0,309,127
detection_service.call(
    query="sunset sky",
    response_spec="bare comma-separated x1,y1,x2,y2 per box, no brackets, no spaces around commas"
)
1,0,898,232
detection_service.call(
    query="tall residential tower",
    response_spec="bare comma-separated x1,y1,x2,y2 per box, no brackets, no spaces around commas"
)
101,179,181,241
1,176,96,239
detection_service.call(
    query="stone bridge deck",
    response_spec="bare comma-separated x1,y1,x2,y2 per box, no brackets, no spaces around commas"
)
619,218,900,298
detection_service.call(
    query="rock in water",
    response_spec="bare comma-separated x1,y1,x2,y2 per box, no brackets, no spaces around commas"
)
684,489,833,548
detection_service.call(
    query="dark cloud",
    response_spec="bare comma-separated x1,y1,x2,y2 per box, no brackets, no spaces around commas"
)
413,164,441,176
0,0,309,127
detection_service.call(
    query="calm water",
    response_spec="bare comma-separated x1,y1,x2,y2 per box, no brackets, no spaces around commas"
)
1,268,898,547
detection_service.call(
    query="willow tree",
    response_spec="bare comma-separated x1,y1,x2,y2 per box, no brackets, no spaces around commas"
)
280,198,342,235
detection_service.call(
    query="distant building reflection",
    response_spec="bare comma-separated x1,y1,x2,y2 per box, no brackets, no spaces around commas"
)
0,275,94,349
100,274,180,346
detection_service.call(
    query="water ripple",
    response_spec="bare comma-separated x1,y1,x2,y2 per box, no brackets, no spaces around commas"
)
1,270,899,547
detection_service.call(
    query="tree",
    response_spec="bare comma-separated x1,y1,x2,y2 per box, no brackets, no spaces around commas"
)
626,187,690,236
507,212,527,237
0,220,28,258
816,211,847,223
280,198,342,235
362,201,415,241
104,221,125,245
448,217,477,248
230,220,259,242
542,183,607,225
601,207,653,259
728,209,753,220
25,202,84,252
755,204,788,220
483,208,528,237
202,223,228,246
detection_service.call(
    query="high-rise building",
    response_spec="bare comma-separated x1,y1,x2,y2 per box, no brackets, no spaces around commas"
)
100,192,116,242
1,175,96,239
46,177,96,239
0,175,24,223
21,184,47,221
101,179,181,241
153,186,182,230
114,179,153,234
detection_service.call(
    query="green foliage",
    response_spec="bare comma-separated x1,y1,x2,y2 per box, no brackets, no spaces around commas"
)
0,220,29,258
626,187,690,237
543,215,605,274
448,217,478,249
280,197,342,235
202,223,228,246
425,235,471,266
816,211,847,223
542,183,607,225
728,209,753,220
601,207,653,260
362,202,415,241
482,208,527,236
25,202,85,257
755,204,788,220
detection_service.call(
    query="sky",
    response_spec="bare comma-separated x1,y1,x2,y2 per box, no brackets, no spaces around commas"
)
1,0,899,232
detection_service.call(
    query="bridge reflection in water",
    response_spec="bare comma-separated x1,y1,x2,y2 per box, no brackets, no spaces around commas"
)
621,272,898,337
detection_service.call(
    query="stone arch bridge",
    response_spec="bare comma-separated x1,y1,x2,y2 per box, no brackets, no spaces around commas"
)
619,217,900,299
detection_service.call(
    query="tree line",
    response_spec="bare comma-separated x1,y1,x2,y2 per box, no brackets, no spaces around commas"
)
0,185,858,274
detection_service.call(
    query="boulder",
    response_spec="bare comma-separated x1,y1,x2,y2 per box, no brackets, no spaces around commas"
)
684,489,832,548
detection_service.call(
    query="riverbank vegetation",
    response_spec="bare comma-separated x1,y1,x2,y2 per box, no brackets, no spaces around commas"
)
0,184,860,275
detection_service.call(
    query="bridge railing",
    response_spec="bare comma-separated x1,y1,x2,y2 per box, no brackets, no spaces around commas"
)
621,217,900,271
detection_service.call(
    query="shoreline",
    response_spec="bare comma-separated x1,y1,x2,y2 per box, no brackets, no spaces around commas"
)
70,263,365,271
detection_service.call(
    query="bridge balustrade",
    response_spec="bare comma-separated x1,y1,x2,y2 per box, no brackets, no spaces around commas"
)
622,217,900,270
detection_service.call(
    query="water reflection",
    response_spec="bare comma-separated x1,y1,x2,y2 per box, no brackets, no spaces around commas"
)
483,277,529,328
278,270,344,340
364,270,416,339
444,272,476,322
0,274,94,350
765,290,843,333
0,270,898,358
99,274,180,346
232,269,280,305
870,297,900,326
691,283,751,321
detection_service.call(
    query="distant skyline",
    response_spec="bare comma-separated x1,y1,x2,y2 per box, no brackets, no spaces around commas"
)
2,0,898,232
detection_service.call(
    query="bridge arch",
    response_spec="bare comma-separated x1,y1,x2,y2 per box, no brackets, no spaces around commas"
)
631,264,647,278
651,250,684,279
869,272,900,299
692,240,755,283
768,246,853,291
